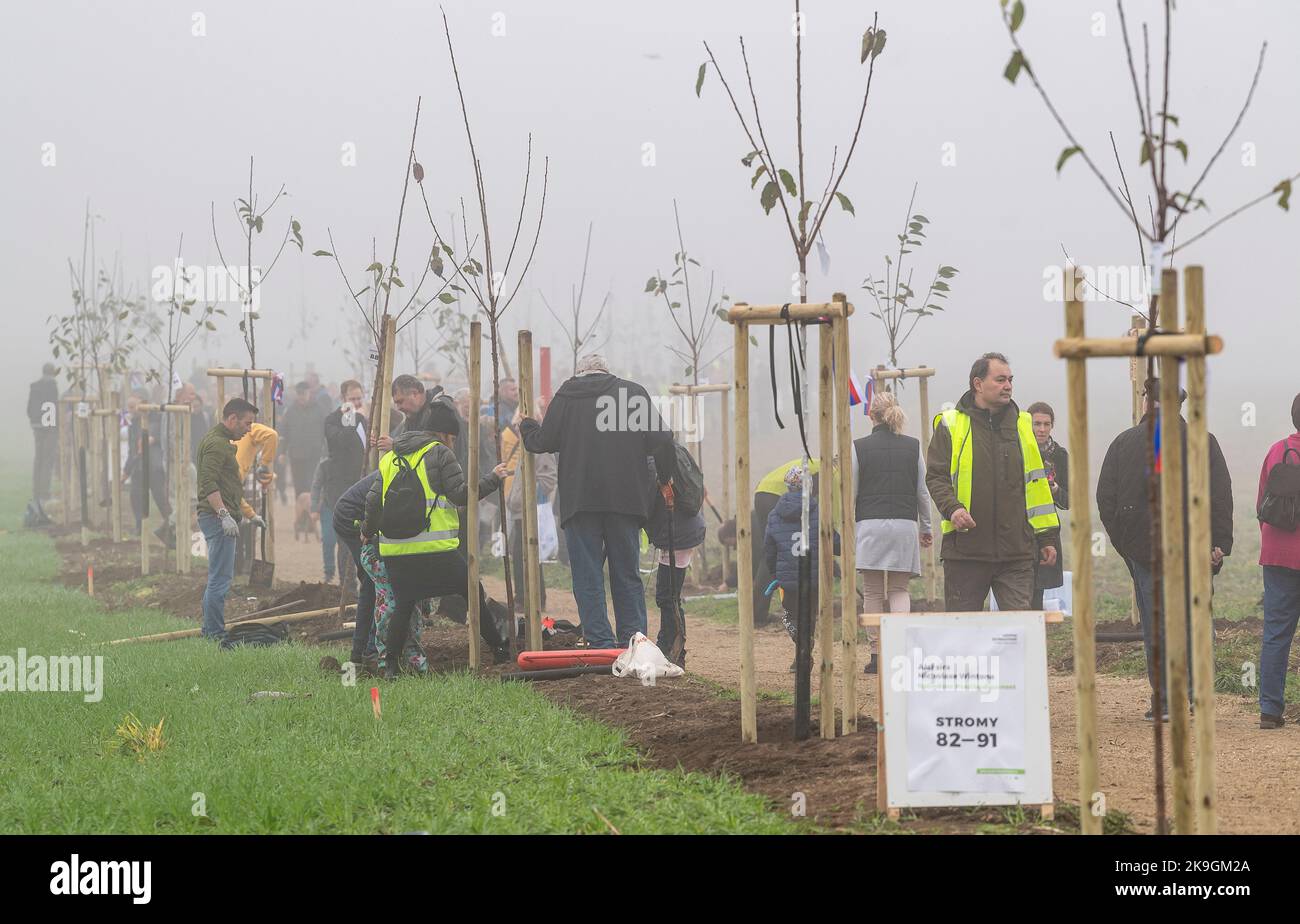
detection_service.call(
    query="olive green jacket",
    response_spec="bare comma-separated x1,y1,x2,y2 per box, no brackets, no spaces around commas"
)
196,423,244,520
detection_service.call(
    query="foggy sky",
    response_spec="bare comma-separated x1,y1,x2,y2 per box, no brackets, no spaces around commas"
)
4,0,1298,484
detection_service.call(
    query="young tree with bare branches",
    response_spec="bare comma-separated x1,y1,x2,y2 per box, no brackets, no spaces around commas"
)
211,157,303,370
861,184,959,370
1000,0,1300,835
540,221,610,380
698,0,885,304
441,8,550,615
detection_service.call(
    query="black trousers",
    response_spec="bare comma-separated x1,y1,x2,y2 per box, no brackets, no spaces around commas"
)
383,550,507,658
655,561,687,654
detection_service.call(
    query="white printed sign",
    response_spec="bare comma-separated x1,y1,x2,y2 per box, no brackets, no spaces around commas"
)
903,624,1026,793
880,612,1053,808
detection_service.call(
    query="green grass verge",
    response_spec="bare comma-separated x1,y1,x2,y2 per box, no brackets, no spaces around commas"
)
0,476,792,835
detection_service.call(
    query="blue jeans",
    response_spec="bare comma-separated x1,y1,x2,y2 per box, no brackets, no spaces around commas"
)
564,512,646,648
338,531,378,664
320,503,337,580
199,512,237,641
1261,565,1300,717
1125,556,1195,706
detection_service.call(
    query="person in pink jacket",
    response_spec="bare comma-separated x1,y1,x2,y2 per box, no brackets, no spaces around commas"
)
1258,394,1300,729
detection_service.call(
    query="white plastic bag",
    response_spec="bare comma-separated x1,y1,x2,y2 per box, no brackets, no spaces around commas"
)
611,632,683,682
537,501,558,562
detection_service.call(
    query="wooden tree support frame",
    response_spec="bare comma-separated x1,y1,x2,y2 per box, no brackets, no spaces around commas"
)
90,408,124,544
727,295,857,742
518,329,543,653
57,395,90,530
667,383,733,587
870,365,939,603
1052,265,1220,835
205,368,277,566
136,404,193,576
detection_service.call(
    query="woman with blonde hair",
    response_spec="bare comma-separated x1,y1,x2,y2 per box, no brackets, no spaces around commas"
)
852,390,932,673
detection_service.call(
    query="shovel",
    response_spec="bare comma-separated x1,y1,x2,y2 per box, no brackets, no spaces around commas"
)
249,492,275,588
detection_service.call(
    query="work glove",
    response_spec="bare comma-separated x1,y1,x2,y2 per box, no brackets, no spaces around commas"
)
249,515,268,530
219,509,240,537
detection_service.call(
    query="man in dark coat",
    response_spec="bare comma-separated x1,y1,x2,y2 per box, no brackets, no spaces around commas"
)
278,381,328,499
28,363,59,503
519,354,676,647
1097,380,1233,718
320,379,368,585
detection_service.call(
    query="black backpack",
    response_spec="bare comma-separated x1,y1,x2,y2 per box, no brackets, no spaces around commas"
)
670,442,705,519
380,444,439,540
1259,446,1300,532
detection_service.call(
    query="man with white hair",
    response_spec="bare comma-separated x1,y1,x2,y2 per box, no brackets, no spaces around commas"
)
519,354,676,648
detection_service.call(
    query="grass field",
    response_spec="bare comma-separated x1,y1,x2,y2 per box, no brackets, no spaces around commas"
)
0,473,794,835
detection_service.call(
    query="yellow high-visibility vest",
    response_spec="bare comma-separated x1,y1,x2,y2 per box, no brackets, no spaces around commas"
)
934,408,1059,535
377,440,460,556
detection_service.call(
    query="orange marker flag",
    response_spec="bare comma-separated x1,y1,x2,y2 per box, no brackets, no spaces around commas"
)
370,686,382,720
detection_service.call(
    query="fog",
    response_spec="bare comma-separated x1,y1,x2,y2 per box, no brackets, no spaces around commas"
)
4,0,1297,488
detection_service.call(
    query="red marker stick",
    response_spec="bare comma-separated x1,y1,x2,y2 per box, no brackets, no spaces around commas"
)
370,686,381,720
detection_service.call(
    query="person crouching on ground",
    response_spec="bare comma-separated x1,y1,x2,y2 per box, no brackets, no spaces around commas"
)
362,403,511,678
764,467,839,672
645,450,705,667
195,398,264,643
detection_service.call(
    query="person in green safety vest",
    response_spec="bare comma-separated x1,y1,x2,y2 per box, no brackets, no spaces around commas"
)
362,400,511,677
924,352,1060,612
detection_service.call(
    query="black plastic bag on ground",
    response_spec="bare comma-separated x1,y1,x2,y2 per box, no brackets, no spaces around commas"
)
220,621,289,650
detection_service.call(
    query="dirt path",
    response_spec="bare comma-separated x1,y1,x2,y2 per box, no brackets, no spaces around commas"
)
267,499,1299,834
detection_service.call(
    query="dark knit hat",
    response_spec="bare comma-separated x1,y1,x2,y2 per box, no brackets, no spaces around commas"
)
1291,393,1300,433
425,398,461,436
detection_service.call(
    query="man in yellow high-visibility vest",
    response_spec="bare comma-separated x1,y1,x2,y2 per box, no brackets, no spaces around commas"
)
925,353,1060,611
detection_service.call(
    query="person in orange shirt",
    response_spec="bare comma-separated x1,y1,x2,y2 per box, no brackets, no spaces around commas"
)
232,421,278,521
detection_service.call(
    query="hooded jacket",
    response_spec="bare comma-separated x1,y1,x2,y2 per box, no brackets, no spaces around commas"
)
1097,412,1233,565
519,372,675,528
361,430,500,539
925,390,1061,563
763,486,840,587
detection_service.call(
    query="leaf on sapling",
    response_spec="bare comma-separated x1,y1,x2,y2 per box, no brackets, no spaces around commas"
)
312,250,333,257
861,28,875,63
741,150,761,167
760,180,780,215
1275,178,1293,211
1173,140,1188,162
644,277,658,293
438,293,456,304
1004,50,1027,84
871,29,887,57
778,169,798,198
937,266,958,278
835,192,855,216
696,63,707,97
1056,146,1082,173
366,262,384,274
1139,138,1152,165
751,165,768,188
1009,1,1024,33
